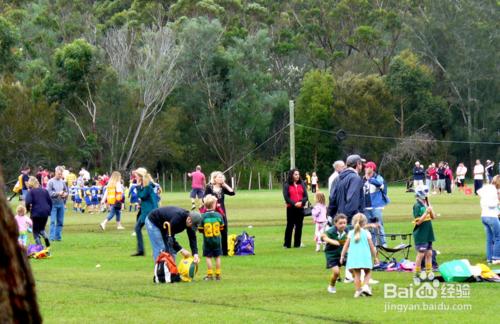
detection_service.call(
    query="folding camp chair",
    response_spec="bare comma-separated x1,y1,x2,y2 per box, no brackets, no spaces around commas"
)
375,233,413,262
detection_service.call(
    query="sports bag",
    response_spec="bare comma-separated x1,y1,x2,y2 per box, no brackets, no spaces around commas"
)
235,231,255,256
153,221,181,283
227,234,237,256
439,260,472,282
154,252,181,283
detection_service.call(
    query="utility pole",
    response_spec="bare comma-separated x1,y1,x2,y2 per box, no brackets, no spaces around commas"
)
289,100,295,170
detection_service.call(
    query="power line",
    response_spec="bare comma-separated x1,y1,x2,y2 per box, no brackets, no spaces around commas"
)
223,122,291,174
295,123,500,145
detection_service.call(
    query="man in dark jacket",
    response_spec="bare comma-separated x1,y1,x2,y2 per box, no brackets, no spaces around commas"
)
145,206,202,263
328,154,365,225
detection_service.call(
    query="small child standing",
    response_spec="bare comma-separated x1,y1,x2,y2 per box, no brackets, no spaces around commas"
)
312,192,328,252
199,194,225,281
15,204,33,248
341,213,377,298
321,214,348,294
412,185,436,280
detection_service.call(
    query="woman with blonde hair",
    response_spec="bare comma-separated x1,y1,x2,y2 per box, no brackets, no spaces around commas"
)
204,171,235,256
99,171,125,230
24,176,52,247
132,167,158,256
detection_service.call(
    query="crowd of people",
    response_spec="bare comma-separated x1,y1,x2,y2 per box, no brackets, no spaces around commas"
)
11,163,236,281
8,155,500,296
412,159,497,195
282,155,500,297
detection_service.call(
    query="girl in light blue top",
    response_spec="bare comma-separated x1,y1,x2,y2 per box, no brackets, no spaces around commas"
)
340,213,377,298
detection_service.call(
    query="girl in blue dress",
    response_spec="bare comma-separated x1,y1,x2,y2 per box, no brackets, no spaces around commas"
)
340,213,377,298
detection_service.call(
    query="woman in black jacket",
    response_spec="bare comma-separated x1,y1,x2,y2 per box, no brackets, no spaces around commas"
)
24,177,52,247
283,169,308,248
204,171,235,256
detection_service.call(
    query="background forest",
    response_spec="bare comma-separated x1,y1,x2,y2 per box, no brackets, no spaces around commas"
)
0,0,498,184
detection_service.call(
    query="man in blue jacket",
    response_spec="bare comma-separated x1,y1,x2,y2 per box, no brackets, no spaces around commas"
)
363,161,390,247
413,161,425,188
328,154,365,225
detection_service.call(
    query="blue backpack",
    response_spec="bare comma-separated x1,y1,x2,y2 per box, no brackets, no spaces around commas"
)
235,232,255,256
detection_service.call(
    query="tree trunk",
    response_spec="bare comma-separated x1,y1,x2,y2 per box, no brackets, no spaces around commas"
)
400,99,405,137
0,168,42,323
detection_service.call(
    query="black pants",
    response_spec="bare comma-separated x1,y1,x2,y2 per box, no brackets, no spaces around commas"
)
32,216,50,247
284,207,304,248
445,178,452,193
474,179,483,195
312,184,317,193
221,216,228,256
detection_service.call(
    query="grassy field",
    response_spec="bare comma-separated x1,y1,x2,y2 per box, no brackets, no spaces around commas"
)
16,187,500,323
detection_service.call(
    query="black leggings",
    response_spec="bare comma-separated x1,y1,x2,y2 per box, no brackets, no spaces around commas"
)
221,216,228,256
32,216,50,247
284,207,304,248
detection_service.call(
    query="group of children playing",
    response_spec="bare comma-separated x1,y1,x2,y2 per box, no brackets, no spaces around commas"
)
68,179,164,214
311,185,436,298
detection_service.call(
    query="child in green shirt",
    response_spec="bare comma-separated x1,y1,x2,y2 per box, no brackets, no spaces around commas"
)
413,185,436,281
321,214,348,294
199,194,225,280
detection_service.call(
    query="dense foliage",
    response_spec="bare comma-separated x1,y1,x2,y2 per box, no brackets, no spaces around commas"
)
0,0,498,182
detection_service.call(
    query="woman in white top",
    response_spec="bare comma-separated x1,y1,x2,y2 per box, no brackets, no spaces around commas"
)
477,175,500,264
473,159,484,195
455,162,467,189
99,171,125,230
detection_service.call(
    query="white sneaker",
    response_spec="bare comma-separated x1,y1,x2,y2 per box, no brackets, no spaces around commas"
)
492,260,500,265
131,232,136,236
117,225,125,230
354,290,363,298
300,243,306,248
361,285,372,296
99,222,106,230
343,278,354,283
369,278,379,284
327,285,336,294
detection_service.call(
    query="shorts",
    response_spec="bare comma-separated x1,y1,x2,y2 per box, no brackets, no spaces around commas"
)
326,257,344,269
92,198,99,205
84,197,92,205
438,179,446,190
190,188,204,199
415,242,433,252
203,248,222,258
74,197,82,204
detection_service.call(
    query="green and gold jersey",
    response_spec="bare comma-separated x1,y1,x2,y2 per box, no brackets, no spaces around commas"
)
200,211,225,250
413,200,435,244
324,226,348,259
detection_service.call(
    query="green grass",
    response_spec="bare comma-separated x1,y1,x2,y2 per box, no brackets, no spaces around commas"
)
17,187,500,323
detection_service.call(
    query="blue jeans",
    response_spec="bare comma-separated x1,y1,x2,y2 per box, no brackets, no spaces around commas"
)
481,217,500,262
106,205,121,222
145,217,170,262
22,189,28,201
50,201,65,240
364,208,386,245
135,219,145,253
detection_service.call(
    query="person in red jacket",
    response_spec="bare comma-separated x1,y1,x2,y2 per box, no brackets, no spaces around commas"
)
283,168,309,248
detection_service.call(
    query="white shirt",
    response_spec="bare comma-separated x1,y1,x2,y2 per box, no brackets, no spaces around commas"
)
456,166,467,179
473,164,484,180
328,171,339,192
311,176,318,185
477,184,499,217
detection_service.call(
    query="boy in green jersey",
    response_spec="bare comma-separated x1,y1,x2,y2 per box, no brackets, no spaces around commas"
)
413,185,436,281
321,214,348,293
199,194,225,280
